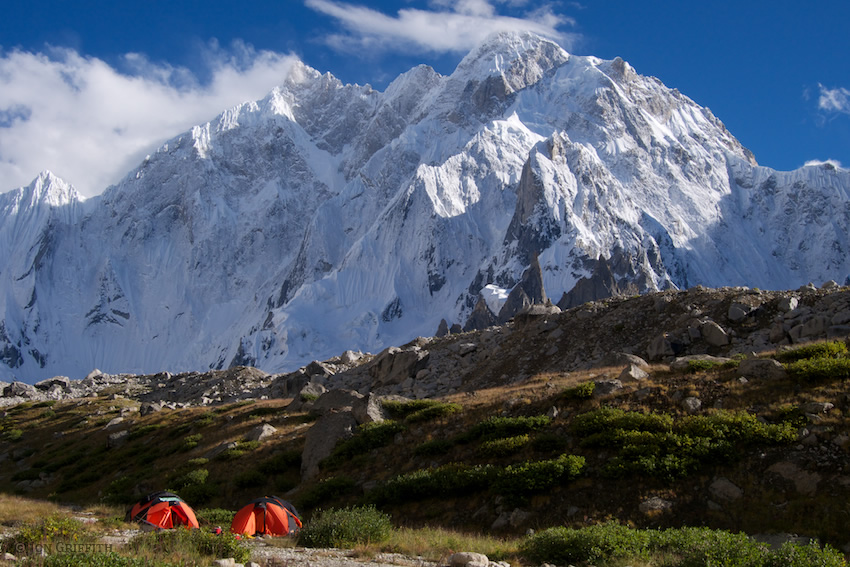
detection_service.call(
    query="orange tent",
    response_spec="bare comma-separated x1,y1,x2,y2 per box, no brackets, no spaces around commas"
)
126,491,200,529
231,496,302,537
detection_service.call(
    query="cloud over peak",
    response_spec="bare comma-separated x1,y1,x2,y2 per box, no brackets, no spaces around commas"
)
0,43,297,197
305,0,575,54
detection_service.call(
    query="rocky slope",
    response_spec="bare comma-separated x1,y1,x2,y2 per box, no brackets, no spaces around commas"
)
2,283,850,553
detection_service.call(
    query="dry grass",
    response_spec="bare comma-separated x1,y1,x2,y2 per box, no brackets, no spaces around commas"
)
0,494,66,526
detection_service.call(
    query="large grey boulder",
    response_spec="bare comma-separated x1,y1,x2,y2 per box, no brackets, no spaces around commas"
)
4,381,38,399
301,412,358,480
369,346,430,388
738,358,787,380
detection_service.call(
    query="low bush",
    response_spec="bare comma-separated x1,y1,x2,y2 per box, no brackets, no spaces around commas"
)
493,454,585,500
324,420,406,465
775,340,848,363
234,469,266,490
785,357,850,382
382,400,463,422
181,433,202,451
299,476,357,509
258,450,302,474
195,508,236,527
573,409,796,480
372,454,585,505
129,528,250,564
128,424,164,441
2,515,94,554
477,434,529,458
413,438,454,457
459,415,552,443
297,505,392,548
561,381,595,400
520,523,848,567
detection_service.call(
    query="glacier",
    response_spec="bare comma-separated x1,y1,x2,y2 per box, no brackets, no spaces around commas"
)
0,31,848,383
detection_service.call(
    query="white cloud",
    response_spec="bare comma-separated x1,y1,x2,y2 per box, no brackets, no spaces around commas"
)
0,43,297,197
818,84,850,116
804,159,844,170
305,0,575,54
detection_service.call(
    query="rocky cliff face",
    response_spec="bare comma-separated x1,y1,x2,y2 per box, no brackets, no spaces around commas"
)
0,32,848,383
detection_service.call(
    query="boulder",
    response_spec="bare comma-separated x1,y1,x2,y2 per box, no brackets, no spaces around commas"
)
701,321,729,346
618,364,649,382
448,552,490,567
301,412,358,480
310,389,364,416
34,376,71,392
246,423,277,442
352,393,387,424
369,346,430,388
4,381,38,398
738,358,786,380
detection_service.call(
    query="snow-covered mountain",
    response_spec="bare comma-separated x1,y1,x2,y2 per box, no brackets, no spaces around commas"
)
2,32,849,383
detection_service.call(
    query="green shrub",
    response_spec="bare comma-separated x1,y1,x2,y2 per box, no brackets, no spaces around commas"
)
764,541,848,567
477,434,529,457
573,409,796,481
258,450,302,474
520,524,849,567
36,552,181,567
460,415,552,442
181,433,203,451
494,454,585,499
299,476,357,509
325,420,406,464
775,340,848,363
128,424,164,440
520,522,651,565
297,506,392,548
5,428,23,442
130,528,250,563
195,508,236,528
234,469,267,490
3,515,93,554
785,357,850,382
561,381,595,400
194,411,216,427
247,406,281,419
171,468,208,489
530,432,569,453
371,463,496,504
102,475,138,505
413,438,454,457
216,440,262,461
186,457,209,467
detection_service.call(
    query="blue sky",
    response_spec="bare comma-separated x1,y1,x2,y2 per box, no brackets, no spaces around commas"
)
1,0,848,197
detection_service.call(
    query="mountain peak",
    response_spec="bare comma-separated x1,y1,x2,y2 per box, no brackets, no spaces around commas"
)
452,31,570,94
16,170,83,209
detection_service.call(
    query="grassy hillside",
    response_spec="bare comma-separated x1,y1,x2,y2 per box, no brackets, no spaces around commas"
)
2,335,849,557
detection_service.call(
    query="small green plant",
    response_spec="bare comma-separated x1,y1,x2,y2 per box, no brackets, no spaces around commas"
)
194,411,216,427
477,434,530,458
561,381,595,400
171,468,208,489
414,438,455,457
785,357,850,382
129,528,250,564
128,424,165,440
324,420,406,465
300,392,319,403
297,506,392,548
181,433,203,451
5,428,23,442
234,469,267,490
382,399,463,422
775,340,848,363
216,440,263,461
299,476,357,509
195,508,237,527
2,514,94,554
459,415,552,443
258,450,302,474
